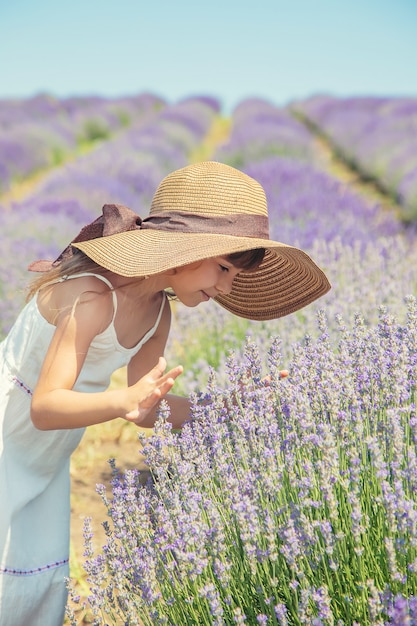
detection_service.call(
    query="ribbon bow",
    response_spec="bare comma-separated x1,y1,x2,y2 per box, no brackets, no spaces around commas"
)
29,204,142,272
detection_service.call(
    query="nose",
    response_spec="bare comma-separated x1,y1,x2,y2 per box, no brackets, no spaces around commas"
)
216,274,234,295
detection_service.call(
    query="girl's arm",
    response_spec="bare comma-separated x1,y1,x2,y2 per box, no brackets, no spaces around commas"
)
31,285,182,430
127,304,191,429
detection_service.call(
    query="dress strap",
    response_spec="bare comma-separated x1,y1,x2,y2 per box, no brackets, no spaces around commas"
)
136,292,167,350
154,292,166,331
63,273,118,318
57,274,166,343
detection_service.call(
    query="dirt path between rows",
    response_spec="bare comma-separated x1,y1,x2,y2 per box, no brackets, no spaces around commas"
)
311,132,403,217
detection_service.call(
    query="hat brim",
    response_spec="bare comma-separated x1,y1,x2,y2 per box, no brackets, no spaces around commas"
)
73,230,330,320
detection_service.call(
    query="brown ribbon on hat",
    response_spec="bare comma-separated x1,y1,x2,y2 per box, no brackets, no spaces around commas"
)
29,204,141,271
29,203,269,272
141,211,269,237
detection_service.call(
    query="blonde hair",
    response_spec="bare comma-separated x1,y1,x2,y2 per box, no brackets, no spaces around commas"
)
26,250,110,301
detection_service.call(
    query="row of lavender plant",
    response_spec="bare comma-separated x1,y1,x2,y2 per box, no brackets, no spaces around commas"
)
0,92,165,193
291,95,417,221
215,98,317,167
0,95,220,336
68,298,417,625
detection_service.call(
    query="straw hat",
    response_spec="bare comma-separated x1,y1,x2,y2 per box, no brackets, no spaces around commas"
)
31,161,331,320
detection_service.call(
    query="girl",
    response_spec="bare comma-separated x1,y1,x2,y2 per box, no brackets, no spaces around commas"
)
0,161,330,625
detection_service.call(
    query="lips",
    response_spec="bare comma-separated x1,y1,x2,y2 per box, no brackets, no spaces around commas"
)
201,291,210,301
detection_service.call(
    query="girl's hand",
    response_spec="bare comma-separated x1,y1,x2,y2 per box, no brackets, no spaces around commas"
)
124,357,183,425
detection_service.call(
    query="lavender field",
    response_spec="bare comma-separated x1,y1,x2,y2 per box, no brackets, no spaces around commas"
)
1,93,417,625
292,96,417,222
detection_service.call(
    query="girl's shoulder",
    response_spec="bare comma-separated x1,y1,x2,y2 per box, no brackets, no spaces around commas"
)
50,273,114,304
61,272,113,293
38,273,114,328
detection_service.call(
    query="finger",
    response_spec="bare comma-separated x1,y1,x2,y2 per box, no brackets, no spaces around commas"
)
148,356,167,379
142,373,179,407
153,365,183,386
125,388,163,419
157,376,177,396
164,365,183,381
147,360,182,385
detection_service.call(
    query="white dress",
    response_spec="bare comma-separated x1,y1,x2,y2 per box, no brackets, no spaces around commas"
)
0,273,166,626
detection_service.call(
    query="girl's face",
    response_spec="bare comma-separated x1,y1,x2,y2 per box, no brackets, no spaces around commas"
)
169,256,241,308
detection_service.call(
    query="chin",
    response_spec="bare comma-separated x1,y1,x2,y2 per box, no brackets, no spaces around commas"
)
179,297,199,308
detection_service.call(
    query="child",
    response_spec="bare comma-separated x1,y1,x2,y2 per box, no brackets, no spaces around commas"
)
0,161,330,625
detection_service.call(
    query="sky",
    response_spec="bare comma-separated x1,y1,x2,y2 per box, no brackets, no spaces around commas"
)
1,0,417,112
